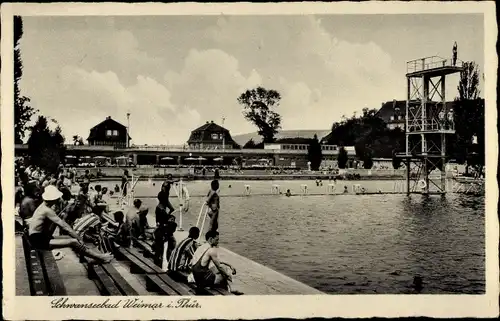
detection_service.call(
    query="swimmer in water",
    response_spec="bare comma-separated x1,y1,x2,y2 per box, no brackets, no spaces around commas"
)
343,186,348,193
285,189,292,197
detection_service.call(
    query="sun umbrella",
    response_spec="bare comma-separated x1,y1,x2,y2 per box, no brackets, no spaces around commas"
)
184,157,197,161
116,156,128,160
65,155,76,159
213,157,223,162
258,158,269,162
161,157,174,160
197,156,206,160
94,156,106,159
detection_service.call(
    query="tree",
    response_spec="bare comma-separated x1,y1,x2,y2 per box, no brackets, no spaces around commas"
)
362,149,373,169
27,116,66,173
237,87,282,143
453,61,484,176
307,134,323,171
243,138,257,149
14,16,37,144
72,135,84,146
337,146,348,169
392,152,402,169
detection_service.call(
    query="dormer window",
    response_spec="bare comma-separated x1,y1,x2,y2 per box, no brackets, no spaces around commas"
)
211,133,219,140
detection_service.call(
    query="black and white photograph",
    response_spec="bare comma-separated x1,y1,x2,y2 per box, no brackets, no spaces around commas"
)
1,2,498,319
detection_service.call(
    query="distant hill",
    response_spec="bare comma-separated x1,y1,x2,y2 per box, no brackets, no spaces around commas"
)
232,129,331,146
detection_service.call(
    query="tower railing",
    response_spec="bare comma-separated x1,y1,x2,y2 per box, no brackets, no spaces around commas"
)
406,56,463,73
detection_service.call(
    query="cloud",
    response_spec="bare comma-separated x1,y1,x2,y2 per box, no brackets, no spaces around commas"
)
205,16,402,128
20,15,406,145
165,48,262,135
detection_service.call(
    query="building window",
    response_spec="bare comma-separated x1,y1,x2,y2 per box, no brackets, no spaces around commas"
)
211,133,219,140
113,130,118,136
390,116,394,121
106,130,112,136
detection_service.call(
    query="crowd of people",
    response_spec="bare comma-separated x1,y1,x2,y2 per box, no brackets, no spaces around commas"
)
15,161,236,291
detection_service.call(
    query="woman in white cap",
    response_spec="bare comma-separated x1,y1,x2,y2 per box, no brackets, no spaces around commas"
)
27,185,113,263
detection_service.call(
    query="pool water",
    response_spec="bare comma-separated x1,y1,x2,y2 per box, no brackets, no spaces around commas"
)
99,179,485,294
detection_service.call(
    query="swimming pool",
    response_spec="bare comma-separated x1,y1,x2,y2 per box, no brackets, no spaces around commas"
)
98,179,485,294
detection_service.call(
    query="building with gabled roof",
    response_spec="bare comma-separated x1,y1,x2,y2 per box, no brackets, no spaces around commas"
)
87,116,131,148
187,120,239,150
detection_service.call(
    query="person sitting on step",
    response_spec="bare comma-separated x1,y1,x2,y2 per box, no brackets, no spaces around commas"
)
190,230,236,290
26,185,113,263
167,226,200,273
101,211,131,252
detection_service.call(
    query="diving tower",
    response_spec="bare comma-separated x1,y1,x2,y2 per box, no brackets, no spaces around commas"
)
398,55,464,195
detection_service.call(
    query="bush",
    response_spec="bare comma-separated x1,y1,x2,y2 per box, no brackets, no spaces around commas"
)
337,147,348,169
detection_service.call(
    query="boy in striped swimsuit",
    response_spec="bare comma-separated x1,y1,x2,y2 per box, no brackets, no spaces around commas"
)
167,227,200,272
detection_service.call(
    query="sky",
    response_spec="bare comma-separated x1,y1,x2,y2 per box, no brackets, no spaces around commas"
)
19,14,484,145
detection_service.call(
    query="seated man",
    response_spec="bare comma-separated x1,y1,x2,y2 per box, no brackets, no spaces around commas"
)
190,230,236,289
27,185,113,263
73,213,102,243
167,227,200,273
101,211,131,252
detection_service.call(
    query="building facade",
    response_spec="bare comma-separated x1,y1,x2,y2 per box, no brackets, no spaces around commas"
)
87,116,131,148
376,100,407,130
187,121,239,150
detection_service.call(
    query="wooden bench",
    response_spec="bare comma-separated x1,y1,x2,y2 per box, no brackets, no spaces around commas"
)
128,239,235,296
145,273,195,296
112,243,192,296
22,233,67,296
132,237,154,258
171,271,234,296
115,246,164,274
79,243,138,296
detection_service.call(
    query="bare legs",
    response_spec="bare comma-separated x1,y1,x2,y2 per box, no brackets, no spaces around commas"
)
50,236,113,263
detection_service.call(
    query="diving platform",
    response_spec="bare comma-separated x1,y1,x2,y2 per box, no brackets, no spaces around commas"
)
406,56,464,78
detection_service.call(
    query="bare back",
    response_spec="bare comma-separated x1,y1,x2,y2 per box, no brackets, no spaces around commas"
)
28,203,56,236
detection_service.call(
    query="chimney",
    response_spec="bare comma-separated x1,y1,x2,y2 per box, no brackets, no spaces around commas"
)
211,120,214,123
106,116,111,120
206,121,209,124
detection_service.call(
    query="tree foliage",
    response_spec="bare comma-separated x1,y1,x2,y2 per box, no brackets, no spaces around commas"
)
72,135,85,145
27,116,66,173
237,87,282,143
307,134,323,171
242,138,263,149
362,149,373,169
326,108,405,159
392,152,402,170
452,61,484,176
337,146,348,169
14,16,37,144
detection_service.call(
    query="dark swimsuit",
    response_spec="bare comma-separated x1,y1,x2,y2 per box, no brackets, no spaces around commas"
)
192,248,216,287
29,233,52,250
